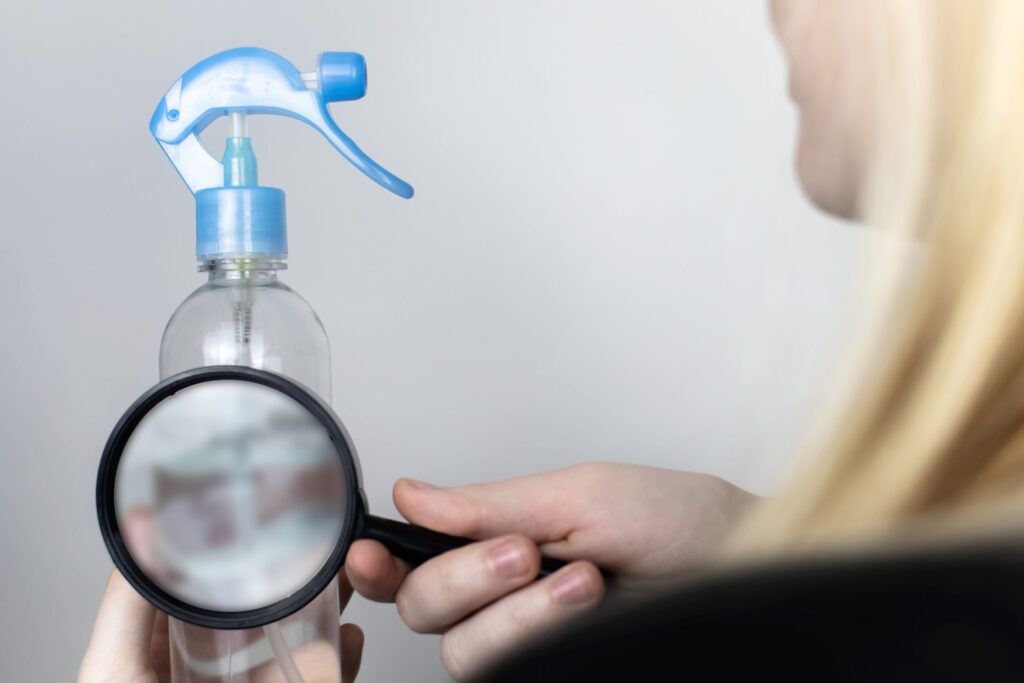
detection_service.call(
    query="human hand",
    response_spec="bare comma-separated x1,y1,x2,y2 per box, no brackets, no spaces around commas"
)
78,570,365,683
345,462,756,680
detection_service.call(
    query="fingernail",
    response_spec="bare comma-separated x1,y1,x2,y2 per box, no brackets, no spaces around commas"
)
487,540,531,579
404,478,438,491
551,567,598,606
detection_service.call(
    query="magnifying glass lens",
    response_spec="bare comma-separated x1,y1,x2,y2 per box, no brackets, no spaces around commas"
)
113,380,347,612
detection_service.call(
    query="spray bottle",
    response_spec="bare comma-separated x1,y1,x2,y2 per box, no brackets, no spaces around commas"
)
150,47,413,682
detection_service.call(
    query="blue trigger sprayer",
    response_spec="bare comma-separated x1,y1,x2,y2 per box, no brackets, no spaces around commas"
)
151,48,412,683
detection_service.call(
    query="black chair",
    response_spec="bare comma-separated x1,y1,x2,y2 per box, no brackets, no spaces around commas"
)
476,535,1024,682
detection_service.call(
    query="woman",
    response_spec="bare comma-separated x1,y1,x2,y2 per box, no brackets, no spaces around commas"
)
81,1,1024,680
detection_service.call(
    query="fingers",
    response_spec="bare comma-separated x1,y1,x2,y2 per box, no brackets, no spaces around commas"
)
345,539,411,602
340,623,364,683
393,466,596,542
147,610,171,678
439,561,604,681
78,570,158,682
337,577,364,682
251,640,344,683
338,570,355,613
394,534,541,633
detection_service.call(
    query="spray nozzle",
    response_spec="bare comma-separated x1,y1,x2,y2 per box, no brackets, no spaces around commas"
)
149,47,413,198
149,47,411,197
150,48,413,261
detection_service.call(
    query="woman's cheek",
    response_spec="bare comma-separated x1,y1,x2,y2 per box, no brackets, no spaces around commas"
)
794,103,859,218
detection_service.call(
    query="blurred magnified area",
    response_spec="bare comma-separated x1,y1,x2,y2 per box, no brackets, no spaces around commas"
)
113,380,347,612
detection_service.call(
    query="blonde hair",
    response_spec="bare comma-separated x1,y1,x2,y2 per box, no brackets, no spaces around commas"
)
726,1,1024,557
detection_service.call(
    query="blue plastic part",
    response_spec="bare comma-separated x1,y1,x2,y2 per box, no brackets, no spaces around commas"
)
150,47,413,259
223,137,259,187
319,52,367,102
150,47,412,199
196,188,287,259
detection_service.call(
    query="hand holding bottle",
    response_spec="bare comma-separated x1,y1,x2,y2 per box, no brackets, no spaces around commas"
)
78,571,366,683
345,463,756,681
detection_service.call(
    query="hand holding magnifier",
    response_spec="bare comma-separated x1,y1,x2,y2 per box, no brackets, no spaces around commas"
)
96,366,569,629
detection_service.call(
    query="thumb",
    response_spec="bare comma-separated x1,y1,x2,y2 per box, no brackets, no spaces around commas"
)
79,571,157,682
392,467,589,544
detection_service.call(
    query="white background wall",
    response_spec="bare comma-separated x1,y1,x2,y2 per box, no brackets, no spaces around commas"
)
0,1,859,680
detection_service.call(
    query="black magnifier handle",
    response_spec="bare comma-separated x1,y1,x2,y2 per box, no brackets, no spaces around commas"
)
361,514,569,578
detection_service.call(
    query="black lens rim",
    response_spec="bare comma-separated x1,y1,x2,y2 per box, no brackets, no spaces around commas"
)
96,366,361,630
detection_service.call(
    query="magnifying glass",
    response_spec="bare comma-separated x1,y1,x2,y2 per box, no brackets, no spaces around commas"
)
96,366,567,629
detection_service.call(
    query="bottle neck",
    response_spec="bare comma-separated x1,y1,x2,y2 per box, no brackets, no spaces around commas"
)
200,257,287,282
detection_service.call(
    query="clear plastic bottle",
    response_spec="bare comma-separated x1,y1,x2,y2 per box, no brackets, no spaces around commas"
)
160,257,340,683
144,46,413,682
